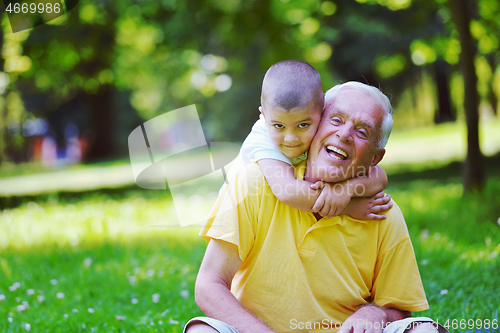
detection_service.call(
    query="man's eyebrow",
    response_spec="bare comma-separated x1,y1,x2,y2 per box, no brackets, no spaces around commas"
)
330,109,374,130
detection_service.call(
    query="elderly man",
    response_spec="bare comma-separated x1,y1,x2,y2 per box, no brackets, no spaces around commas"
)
185,82,446,333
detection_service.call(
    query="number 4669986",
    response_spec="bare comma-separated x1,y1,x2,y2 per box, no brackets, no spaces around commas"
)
6,2,62,14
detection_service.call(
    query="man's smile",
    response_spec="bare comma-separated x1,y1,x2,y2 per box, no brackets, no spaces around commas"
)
324,144,349,161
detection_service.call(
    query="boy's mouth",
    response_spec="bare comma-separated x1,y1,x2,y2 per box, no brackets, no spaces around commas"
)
325,145,348,160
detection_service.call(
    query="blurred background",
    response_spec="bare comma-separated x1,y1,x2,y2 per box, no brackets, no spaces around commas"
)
0,0,500,331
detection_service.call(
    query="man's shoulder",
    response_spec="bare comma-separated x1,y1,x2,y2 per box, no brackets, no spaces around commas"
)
230,162,268,191
377,199,411,246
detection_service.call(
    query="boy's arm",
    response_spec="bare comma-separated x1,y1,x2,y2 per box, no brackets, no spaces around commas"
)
257,159,320,212
310,165,388,217
336,165,388,198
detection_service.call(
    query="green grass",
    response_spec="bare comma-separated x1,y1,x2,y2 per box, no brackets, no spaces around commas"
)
1,117,500,332
1,171,500,332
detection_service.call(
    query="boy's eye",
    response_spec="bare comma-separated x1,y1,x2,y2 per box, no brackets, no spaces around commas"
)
273,124,284,129
298,123,309,129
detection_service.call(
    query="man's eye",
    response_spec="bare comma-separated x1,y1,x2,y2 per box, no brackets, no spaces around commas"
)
298,123,309,129
332,117,342,124
357,129,368,138
273,124,284,129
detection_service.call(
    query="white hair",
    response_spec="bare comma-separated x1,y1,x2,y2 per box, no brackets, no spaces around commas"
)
324,81,393,149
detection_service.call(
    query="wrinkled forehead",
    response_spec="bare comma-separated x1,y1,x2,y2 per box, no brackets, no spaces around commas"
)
322,89,384,124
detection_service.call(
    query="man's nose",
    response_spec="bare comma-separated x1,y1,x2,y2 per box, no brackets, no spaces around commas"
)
336,124,353,143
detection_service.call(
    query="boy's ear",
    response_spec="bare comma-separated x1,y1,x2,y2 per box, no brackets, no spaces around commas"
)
371,149,385,167
259,106,265,118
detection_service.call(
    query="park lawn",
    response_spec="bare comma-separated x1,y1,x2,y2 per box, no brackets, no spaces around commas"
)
0,166,499,331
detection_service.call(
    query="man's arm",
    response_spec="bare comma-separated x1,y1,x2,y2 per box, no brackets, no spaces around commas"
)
194,239,276,333
338,304,410,333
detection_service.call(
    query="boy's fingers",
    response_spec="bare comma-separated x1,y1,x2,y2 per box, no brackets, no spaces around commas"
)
310,181,324,190
368,213,387,220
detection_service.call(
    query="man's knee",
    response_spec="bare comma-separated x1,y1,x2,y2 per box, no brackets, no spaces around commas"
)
185,322,220,333
406,322,439,333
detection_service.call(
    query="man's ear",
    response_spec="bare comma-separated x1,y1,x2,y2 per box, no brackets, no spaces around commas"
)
371,148,385,167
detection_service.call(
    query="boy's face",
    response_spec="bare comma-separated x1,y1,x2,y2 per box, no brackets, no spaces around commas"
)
260,101,322,159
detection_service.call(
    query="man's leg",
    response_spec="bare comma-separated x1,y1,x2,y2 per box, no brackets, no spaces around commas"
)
184,317,240,333
185,322,219,333
384,317,449,333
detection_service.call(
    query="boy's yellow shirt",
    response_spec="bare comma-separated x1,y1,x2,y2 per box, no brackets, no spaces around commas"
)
200,162,428,332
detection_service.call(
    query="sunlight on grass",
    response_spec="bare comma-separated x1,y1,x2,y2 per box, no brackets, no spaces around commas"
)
381,117,500,173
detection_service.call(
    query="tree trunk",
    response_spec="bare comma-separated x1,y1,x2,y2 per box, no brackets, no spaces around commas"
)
434,60,455,124
449,0,485,191
84,85,116,162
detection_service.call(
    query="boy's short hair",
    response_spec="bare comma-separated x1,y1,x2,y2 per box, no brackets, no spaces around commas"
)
261,60,324,112
325,81,393,150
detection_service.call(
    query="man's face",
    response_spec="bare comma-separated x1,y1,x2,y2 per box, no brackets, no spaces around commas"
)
307,88,386,183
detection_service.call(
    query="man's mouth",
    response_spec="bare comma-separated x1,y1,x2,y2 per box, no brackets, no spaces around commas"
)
325,145,348,160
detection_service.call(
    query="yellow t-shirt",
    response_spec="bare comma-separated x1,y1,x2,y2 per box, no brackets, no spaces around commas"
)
200,162,428,333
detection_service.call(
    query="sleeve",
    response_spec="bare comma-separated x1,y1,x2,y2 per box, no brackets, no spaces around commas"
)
200,163,265,262
371,203,429,312
240,116,292,165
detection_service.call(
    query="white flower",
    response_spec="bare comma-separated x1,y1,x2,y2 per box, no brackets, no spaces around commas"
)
14,282,21,288
72,309,78,313
421,259,429,266
84,258,92,267
56,292,65,299
150,321,154,326
158,320,163,325
440,289,448,295
27,289,35,296
131,298,138,304
9,285,17,292
88,308,95,313
147,269,155,277
0,294,5,301
128,276,137,285
169,319,179,325
152,294,160,303
22,301,29,309
133,268,140,275
63,314,68,319
17,304,27,312
37,295,45,302
24,323,31,331
8,317,13,323
116,315,125,321
180,290,189,299
50,279,58,285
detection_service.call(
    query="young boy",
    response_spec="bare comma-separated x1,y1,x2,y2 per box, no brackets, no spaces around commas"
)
225,60,389,218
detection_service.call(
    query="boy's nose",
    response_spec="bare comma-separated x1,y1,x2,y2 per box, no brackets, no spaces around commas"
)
284,133,300,143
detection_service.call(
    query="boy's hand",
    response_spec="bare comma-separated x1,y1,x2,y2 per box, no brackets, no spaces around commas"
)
344,191,393,220
312,183,351,217
310,181,325,190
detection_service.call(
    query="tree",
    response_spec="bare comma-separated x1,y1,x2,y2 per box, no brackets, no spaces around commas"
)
448,0,485,191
